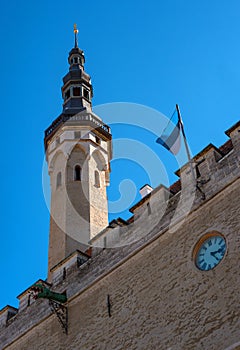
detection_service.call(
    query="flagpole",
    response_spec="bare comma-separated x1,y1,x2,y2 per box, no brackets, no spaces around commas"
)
176,104,196,184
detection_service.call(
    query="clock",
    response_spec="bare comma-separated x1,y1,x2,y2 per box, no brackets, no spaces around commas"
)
194,233,227,271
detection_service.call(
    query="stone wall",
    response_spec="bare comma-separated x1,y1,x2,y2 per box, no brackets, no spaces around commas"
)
1,180,240,349
0,122,240,349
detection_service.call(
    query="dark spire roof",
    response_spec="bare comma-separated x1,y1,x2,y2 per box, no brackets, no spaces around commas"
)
60,25,93,114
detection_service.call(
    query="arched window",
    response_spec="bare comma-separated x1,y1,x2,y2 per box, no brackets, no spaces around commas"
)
94,170,100,188
56,172,62,188
74,165,81,181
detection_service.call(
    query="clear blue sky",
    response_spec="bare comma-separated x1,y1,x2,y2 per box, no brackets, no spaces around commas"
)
0,0,239,309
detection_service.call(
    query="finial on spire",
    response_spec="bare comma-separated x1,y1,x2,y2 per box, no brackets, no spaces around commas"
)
74,24,79,48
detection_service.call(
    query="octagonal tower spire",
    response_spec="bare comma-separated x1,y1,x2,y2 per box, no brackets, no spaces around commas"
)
61,24,93,113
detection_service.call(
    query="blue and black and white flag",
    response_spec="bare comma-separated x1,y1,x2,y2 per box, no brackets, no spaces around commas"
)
156,105,183,155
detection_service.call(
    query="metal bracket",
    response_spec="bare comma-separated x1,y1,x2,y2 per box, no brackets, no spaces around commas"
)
49,299,68,334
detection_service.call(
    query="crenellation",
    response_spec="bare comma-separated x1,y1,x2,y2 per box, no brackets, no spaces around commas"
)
225,120,240,150
0,298,52,349
0,306,18,329
17,280,51,313
50,250,90,285
90,129,239,250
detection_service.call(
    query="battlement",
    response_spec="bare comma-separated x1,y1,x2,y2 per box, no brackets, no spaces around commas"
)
90,121,240,249
0,306,18,328
0,121,240,349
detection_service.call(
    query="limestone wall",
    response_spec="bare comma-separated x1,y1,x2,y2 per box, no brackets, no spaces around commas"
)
1,175,239,349
1,122,240,349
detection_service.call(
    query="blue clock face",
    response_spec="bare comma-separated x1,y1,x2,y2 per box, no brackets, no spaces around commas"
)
195,235,226,271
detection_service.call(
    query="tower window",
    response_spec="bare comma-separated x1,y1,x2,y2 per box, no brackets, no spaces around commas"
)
94,170,100,188
56,172,62,188
73,87,81,96
95,136,101,145
74,57,78,63
83,89,89,100
74,165,81,181
65,89,70,100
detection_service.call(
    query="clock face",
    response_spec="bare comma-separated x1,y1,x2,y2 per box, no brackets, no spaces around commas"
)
195,235,226,271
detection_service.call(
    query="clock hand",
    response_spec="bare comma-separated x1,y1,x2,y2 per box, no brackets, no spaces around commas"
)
210,247,224,255
211,247,224,256
210,251,217,256
210,251,220,261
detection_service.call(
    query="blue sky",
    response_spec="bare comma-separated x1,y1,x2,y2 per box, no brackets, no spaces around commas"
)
0,0,239,309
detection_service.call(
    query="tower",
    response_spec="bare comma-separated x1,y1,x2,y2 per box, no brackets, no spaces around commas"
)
44,26,112,280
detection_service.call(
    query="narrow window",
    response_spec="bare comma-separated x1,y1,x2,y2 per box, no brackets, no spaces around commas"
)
95,136,101,145
103,236,107,249
56,172,62,188
65,89,70,100
196,164,201,178
147,202,151,215
83,89,89,99
63,267,66,280
27,295,31,307
73,87,81,96
74,57,78,63
94,170,100,188
74,165,81,181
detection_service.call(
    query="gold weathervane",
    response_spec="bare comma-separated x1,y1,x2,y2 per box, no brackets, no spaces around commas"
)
74,24,79,34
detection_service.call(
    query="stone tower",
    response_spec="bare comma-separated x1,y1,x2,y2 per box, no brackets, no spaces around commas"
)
44,26,112,280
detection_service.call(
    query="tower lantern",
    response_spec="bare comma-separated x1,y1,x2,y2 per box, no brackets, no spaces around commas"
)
60,24,93,113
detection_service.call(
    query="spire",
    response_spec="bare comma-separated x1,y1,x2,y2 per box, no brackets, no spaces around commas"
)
74,23,79,48
60,25,93,114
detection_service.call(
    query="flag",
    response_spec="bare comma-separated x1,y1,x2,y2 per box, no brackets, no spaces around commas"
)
156,107,182,155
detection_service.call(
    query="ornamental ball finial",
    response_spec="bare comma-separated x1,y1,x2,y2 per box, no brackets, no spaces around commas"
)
74,24,78,34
